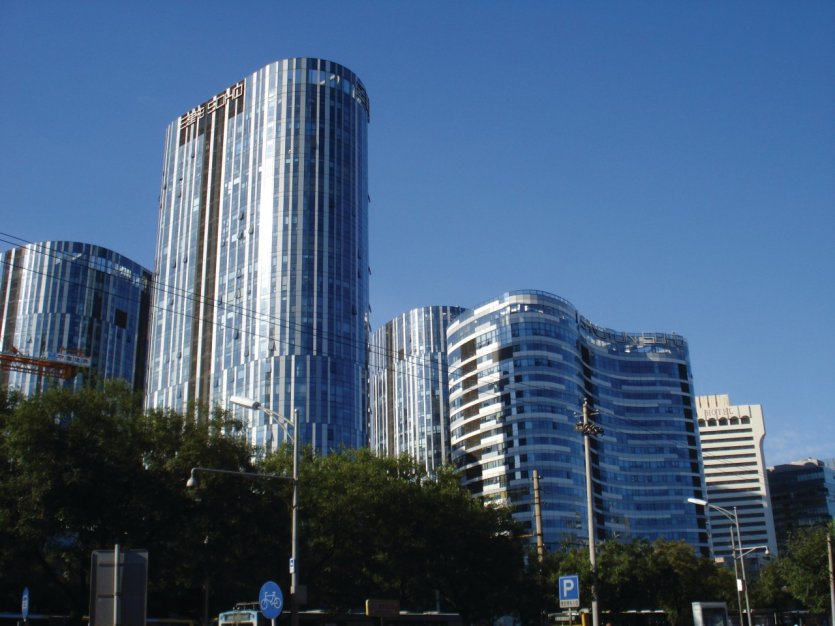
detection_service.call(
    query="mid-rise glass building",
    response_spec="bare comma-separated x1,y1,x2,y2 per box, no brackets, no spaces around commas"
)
768,458,835,550
0,241,152,395
369,305,465,471
447,290,708,552
146,58,370,453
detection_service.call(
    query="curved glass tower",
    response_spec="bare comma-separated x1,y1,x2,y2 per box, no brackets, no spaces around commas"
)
0,241,152,395
447,290,708,552
146,58,370,452
369,305,465,471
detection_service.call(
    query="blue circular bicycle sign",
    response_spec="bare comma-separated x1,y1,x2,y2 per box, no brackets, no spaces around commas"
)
259,581,284,619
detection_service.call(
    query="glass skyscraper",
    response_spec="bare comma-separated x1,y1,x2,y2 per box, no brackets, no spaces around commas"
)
447,290,708,552
369,305,465,471
146,58,370,453
0,241,152,395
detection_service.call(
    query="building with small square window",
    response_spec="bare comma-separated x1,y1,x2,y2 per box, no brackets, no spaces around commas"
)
0,241,152,395
695,395,778,565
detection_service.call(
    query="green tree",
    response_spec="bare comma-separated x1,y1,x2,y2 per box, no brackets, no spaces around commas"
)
0,383,284,622
596,539,655,615
542,538,733,626
749,558,795,617
1,382,148,619
280,449,528,622
776,524,833,615
648,539,734,626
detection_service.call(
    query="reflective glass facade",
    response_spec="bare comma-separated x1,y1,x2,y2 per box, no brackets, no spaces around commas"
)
0,241,152,395
146,59,370,453
369,305,465,472
768,459,835,551
447,290,708,552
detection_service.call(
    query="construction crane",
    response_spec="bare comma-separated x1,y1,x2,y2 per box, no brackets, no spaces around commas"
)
0,346,90,381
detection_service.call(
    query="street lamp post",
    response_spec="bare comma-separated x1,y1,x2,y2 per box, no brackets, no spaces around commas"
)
230,396,300,626
186,467,295,626
575,397,604,626
688,498,759,626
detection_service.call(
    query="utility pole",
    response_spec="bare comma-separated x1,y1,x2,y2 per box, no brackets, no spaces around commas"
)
532,469,544,563
575,398,603,626
828,529,834,626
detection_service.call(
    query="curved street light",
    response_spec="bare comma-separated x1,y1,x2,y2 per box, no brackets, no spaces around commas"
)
186,466,294,626
230,396,301,626
688,497,754,626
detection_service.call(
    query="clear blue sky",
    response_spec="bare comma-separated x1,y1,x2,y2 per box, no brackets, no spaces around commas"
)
2,1,832,465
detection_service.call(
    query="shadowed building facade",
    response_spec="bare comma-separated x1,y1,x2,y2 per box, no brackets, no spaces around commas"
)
146,58,370,453
768,458,835,550
0,241,151,395
447,290,708,552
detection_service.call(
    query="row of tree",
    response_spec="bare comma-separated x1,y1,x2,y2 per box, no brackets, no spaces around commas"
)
1,384,831,625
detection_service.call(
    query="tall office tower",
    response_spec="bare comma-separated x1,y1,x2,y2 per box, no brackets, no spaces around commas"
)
0,241,152,395
447,290,708,552
768,459,835,550
369,305,465,472
146,58,370,453
695,395,778,564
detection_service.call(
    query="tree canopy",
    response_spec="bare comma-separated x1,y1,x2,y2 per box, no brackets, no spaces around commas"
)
1,384,830,626
750,522,834,617
0,384,526,623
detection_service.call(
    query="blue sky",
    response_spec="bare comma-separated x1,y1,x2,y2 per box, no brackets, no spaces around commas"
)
1,1,833,465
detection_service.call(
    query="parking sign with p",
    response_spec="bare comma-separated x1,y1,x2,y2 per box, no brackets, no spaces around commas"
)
558,574,580,608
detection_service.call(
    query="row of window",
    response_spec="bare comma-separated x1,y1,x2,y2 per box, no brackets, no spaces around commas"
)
698,416,751,426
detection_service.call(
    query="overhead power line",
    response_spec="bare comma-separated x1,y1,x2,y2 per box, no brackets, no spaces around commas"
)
1,231,749,473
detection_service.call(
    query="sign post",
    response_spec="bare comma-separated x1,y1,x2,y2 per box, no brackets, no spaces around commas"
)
89,548,148,626
259,581,284,626
559,574,580,625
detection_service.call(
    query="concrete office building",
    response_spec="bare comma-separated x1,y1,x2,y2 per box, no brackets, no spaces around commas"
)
369,305,465,472
768,458,835,550
0,241,152,395
146,58,370,453
447,290,708,552
695,395,778,563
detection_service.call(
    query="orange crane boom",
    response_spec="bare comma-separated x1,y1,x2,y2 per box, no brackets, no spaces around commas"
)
0,347,82,380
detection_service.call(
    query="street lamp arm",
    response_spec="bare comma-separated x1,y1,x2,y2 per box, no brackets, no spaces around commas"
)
261,408,294,440
736,545,769,559
230,395,295,439
186,466,294,488
688,497,736,523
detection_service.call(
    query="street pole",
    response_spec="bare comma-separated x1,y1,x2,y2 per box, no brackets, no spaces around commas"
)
576,398,602,626
290,408,299,626
229,397,300,626
532,469,544,563
827,530,834,626
733,506,753,626
728,524,744,626
687,498,754,626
